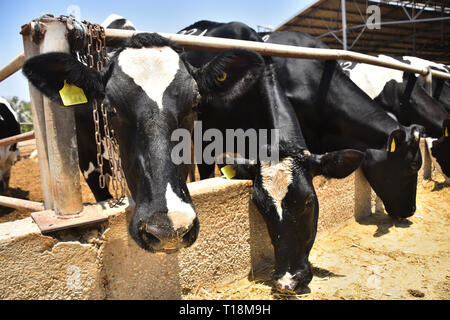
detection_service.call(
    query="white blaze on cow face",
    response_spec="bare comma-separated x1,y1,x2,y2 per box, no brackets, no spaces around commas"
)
260,157,294,220
276,272,296,292
165,182,196,230
118,47,180,110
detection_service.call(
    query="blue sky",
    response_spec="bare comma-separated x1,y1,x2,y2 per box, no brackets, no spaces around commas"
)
0,0,313,101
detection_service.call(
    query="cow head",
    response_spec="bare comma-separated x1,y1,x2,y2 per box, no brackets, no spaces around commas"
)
22,33,263,253
363,125,424,219
0,99,20,194
431,119,450,177
221,141,364,292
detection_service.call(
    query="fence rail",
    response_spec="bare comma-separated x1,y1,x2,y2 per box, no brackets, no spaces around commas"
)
0,53,24,83
1,29,450,85
0,131,35,147
105,29,450,80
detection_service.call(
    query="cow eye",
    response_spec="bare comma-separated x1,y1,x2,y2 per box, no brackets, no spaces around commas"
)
305,194,315,208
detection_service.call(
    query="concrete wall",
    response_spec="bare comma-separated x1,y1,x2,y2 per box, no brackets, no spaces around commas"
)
0,172,369,300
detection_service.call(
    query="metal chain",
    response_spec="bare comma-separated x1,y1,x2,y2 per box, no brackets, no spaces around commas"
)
83,22,126,207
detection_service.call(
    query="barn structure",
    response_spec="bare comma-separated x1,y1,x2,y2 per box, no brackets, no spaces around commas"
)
272,0,450,64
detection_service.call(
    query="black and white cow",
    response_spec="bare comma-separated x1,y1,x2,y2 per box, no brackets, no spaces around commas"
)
339,56,450,177
403,57,450,113
178,21,364,292
22,31,277,254
0,97,21,194
258,30,425,219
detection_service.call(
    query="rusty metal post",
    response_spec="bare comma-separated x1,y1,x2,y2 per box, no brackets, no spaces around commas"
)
21,25,54,209
24,18,83,215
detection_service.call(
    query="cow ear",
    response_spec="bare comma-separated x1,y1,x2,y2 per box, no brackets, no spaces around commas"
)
386,129,406,153
310,149,364,178
22,52,105,106
216,153,258,180
194,49,265,101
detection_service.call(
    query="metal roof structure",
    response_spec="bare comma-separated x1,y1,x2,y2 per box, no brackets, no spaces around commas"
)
276,0,450,64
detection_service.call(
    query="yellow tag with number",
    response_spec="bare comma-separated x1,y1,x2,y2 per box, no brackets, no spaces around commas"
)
221,165,236,179
59,80,88,106
387,138,396,152
445,127,448,137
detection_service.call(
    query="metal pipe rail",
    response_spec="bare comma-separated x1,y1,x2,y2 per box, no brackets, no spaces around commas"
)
1,29,449,84
106,28,450,81
0,53,25,83
0,195,45,212
0,131,35,147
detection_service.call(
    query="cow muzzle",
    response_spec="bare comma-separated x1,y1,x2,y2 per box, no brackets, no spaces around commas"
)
138,213,199,253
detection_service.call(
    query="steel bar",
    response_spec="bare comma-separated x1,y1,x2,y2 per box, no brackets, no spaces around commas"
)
341,0,348,50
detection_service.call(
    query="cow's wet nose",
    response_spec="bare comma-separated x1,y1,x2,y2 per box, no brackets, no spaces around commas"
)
139,214,197,253
275,273,298,294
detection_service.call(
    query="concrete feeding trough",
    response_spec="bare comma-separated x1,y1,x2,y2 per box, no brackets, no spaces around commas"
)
0,169,372,299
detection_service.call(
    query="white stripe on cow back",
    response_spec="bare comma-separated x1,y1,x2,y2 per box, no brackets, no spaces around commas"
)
347,55,404,99
165,182,196,230
260,157,294,221
403,56,449,74
118,47,180,110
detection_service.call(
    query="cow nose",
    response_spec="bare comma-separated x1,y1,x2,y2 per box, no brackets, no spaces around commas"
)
275,273,298,294
140,218,195,253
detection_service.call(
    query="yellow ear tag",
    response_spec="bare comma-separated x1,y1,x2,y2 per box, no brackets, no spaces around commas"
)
59,80,88,107
388,138,396,152
445,127,449,137
217,72,227,82
221,165,236,179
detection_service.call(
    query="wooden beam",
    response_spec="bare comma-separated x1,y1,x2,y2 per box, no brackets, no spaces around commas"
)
0,53,24,83
0,131,35,146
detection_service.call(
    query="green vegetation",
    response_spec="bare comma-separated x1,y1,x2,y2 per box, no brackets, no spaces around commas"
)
6,96,33,133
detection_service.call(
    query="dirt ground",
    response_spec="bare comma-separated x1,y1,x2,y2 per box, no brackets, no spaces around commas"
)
1,158,449,300
185,178,450,300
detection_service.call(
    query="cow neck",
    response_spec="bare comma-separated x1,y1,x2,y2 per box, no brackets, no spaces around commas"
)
260,64,308,149
324,65,402,149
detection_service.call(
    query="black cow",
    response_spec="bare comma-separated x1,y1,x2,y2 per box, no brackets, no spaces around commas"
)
178,21,364,292
22,31,273,254
259,30,425,219
339,57,450,177
0,97,21,194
